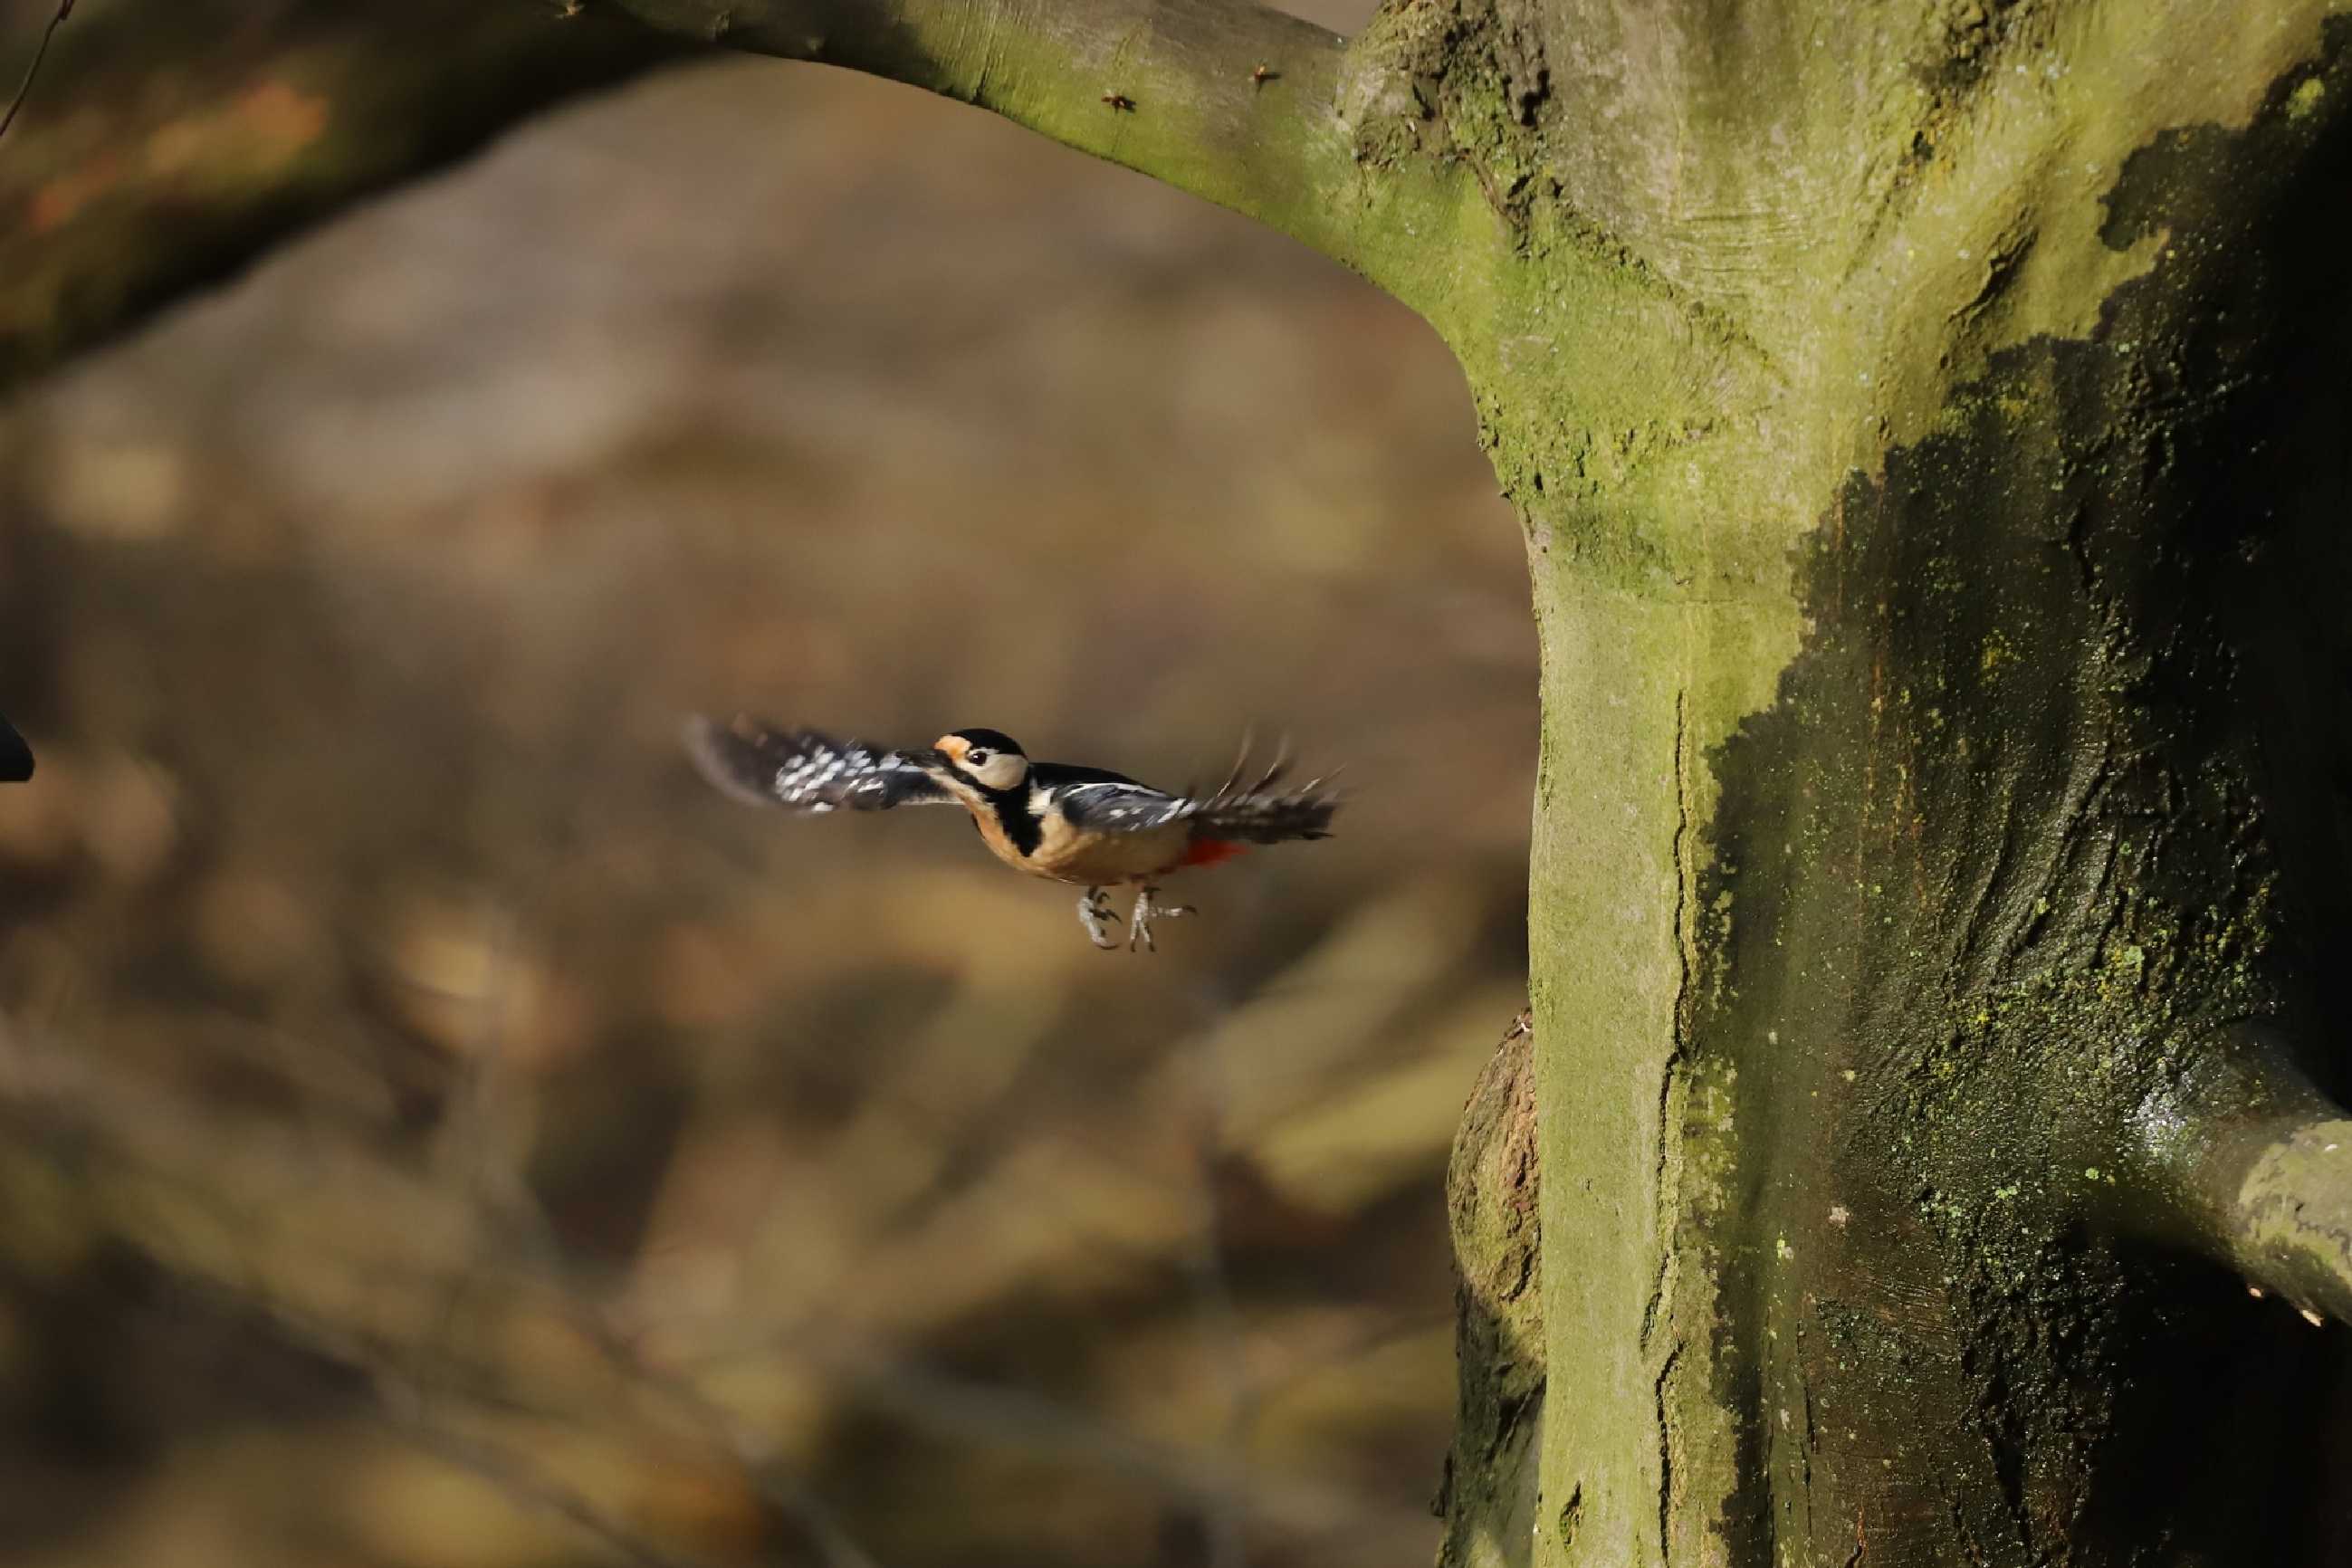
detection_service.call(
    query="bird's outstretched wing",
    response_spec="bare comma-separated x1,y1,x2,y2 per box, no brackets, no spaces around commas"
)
1055,742,1340,844
684,716,951,813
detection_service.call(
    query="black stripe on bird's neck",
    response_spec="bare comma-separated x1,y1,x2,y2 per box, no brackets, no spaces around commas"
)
977,786,1042,856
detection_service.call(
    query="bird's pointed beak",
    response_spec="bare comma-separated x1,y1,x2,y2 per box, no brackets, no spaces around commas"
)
897,747,947,771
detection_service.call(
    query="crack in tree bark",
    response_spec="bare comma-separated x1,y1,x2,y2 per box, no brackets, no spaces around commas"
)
1653,1339,1682,1567
1643,687,1697,1366
1641,685,1698,1564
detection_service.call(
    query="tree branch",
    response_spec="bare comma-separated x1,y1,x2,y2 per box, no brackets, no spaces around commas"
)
1,0,692,392
0,0,73,144
2128,1025,2352,1327
2216,1113,2352,1327
601,0,1477,301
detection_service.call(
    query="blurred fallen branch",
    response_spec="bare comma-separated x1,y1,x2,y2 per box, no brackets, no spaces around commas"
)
0,1010,1430,1559
812,1337,1433,1542
1179,1031,1253,1568
381,1385,736,1568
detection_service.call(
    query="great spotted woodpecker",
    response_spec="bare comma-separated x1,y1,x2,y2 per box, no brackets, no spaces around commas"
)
684,718,1341,951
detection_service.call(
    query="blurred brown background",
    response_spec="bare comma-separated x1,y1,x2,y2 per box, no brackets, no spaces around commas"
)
0,12,1534,1565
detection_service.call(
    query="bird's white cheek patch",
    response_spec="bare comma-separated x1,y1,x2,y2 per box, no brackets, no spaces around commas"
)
966,757,1025,790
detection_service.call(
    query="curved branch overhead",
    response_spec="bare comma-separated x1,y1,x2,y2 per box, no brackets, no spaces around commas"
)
601,0,1482,304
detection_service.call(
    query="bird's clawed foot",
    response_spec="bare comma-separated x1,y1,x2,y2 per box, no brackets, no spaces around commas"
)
1127,884,1195,952
1077,886,1123,950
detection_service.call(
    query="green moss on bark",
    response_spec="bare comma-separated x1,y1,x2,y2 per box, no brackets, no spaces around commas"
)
1431,9,2352,1565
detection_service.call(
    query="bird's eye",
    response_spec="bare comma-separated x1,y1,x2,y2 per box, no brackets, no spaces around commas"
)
967,748,993,766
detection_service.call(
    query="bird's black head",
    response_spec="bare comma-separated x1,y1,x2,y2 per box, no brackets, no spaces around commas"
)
929,728,1030,792
944,727,1024,757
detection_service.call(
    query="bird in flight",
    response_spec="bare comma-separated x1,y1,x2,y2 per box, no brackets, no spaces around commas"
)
684,718,1341,951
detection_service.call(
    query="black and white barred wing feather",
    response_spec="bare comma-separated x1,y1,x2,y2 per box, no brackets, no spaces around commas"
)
684,717,951,813
1058,744,1341,843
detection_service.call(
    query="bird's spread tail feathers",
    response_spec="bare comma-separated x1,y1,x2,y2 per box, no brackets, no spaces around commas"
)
1185,734,1342,845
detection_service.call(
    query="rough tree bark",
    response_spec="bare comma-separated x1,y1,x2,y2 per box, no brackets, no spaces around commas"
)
13,0,2352,1563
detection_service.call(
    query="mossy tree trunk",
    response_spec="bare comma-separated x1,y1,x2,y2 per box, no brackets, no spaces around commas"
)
15,0,2352,1563
1395,5,2352,1562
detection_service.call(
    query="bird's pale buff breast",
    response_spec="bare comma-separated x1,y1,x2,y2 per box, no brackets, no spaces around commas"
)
971,807,1192,885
